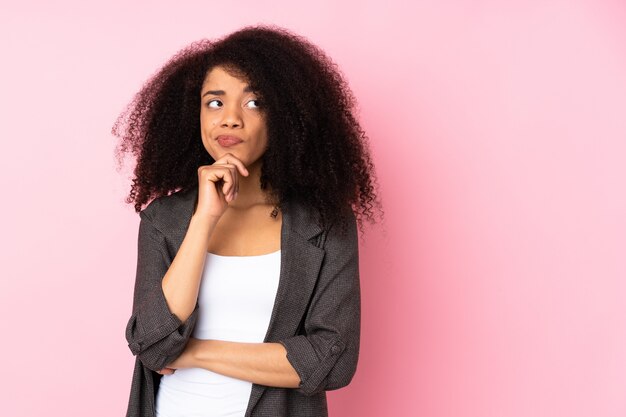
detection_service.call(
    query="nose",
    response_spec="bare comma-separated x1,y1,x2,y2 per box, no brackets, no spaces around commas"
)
220,104,243,128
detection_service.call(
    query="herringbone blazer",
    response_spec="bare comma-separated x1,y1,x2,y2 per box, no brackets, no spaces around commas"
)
124,186,361,417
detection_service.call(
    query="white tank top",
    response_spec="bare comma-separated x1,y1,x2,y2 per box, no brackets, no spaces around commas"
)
155,250,281,417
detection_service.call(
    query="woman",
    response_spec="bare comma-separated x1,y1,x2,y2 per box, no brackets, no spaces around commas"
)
113,25,382,417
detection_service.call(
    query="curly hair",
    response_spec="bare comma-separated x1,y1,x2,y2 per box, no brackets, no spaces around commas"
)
112,24,383,235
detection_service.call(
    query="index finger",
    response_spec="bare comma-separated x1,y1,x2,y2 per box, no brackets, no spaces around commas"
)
214,153,249,177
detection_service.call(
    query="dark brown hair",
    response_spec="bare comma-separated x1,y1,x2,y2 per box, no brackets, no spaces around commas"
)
113,24,383,234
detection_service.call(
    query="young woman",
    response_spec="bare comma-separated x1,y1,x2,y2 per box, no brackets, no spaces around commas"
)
113,24,383,417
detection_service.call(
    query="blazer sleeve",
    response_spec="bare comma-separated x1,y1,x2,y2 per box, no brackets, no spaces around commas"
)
277,210,361,396
125,210,200,372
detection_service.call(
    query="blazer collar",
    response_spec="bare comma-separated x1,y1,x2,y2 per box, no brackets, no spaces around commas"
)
150,186,324,245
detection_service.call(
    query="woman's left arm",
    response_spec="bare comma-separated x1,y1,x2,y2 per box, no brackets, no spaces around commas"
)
167,338,301,388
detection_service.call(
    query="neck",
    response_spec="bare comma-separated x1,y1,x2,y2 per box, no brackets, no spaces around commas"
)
227,160,277,210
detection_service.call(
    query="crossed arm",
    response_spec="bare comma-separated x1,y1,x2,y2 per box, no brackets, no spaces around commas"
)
164,338,300,388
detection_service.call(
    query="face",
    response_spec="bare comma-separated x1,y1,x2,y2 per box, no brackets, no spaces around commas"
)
200,65,268,170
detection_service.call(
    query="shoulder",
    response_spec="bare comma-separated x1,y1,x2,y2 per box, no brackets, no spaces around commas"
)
139,187,197,228
326,208,358,246
286,199,357,250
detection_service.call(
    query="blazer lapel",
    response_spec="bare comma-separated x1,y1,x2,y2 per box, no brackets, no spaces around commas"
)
247,198,326,414
158,187,326,414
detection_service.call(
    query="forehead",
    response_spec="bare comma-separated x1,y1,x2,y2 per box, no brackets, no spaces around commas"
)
202,65,250,89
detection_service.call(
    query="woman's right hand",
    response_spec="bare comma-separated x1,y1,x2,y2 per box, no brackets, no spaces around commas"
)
195,153,249,219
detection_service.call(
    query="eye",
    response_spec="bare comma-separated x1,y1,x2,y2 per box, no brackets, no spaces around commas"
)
206,99,222,108
246,99,262,109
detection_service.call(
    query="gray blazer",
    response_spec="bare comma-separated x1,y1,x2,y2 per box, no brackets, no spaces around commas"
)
124,186,361,417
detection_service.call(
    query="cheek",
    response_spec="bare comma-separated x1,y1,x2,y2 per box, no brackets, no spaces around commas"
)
253,117,269,142
199,115,219,145
199,117,215,156
200,113,214,129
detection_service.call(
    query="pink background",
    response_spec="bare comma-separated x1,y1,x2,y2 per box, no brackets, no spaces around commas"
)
1,1,625,416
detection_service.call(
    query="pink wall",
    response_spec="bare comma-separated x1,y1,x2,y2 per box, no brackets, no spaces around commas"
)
1,1,625,416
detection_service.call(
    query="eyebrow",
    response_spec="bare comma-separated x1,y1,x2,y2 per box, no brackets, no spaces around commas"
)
202,86,255,97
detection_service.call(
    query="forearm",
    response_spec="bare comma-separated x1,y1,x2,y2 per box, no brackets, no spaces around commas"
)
161,213,217,322
192,339,301,388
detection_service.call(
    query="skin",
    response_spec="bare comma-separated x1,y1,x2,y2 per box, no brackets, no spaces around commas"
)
155,65,300,389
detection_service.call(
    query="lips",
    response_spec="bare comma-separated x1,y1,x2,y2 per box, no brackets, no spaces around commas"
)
216,135,243,147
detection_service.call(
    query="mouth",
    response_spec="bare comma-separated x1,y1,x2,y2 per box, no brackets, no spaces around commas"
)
216,135,243,147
